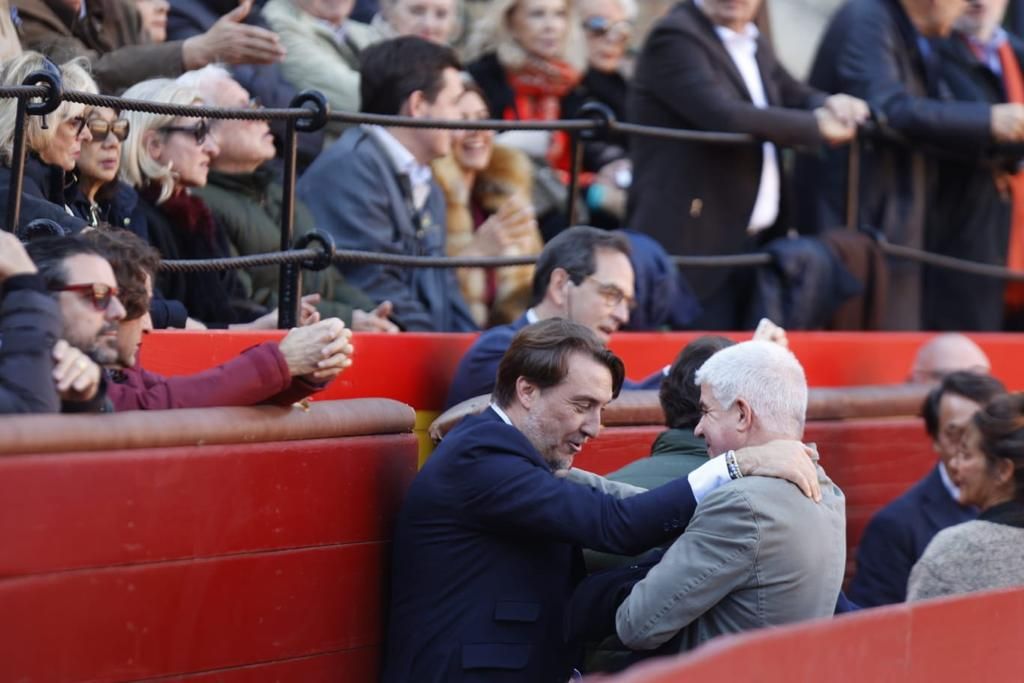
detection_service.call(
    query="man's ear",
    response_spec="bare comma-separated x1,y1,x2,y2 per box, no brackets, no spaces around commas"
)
515,376,538,409
735,397,753,433
405,90,427,118
547,267,571,307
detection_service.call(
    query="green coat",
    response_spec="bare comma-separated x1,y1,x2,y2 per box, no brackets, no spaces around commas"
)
606,428,708,490
195,168,376,326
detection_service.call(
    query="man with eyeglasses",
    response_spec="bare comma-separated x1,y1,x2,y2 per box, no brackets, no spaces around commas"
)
24,234,125,412
446,225,666,408
848,370,1006,607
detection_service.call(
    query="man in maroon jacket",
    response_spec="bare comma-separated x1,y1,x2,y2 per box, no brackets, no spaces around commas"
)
82,228,354,411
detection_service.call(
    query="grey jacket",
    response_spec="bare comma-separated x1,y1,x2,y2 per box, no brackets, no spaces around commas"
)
297,125,476,332
907,519,1024,602
616,464,846,652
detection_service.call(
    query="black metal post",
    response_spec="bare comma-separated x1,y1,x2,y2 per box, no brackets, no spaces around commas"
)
277,117,301,329
845,135,862,231
566,133,583,226
5,97,29,233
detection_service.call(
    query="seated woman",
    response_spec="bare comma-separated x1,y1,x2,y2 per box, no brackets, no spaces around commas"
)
0,52,96,234
464,0,586,239
119,78,311,329
431,85,542,327
908,392,1024,601
371,0,460,44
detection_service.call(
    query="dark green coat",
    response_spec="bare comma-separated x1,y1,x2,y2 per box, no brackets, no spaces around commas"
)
606,428,708,490
195,168,376,326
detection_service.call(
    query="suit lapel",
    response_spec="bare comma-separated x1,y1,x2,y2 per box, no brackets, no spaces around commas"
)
682,1,755,102
756,40,782,106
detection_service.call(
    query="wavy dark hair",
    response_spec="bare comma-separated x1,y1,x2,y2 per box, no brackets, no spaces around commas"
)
660,335,735,430
973,392,1024,503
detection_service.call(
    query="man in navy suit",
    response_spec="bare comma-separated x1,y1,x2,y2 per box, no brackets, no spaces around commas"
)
848,371,1006,606
445,227,664,408
383,318,823,682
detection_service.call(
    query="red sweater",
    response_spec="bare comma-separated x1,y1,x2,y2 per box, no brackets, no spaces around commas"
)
107,341,321,411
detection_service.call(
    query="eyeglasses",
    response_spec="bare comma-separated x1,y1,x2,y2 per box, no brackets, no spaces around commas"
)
159,120,211,145
584,276,636,310
52,282,120,312
582,15,633,41
87,117,130,142
69,115,89,136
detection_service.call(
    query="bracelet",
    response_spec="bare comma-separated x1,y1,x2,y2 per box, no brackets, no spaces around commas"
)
725,450,743,480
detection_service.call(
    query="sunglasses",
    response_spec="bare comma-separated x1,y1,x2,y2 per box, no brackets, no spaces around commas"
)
52,282,120,312
582,15,633,40
159,120,211,145
87,117,130,142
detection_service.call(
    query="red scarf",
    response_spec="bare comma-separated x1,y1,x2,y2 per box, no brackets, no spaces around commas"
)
996,41,1024,311
504,58,580,173
141,183,218,244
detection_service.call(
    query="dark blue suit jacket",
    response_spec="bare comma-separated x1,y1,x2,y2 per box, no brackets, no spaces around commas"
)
382,408,699,682
445,314,664,408
848,464,976,607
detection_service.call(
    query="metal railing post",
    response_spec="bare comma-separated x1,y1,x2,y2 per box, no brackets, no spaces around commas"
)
566,132,583,226
6,66,63,232
277,91,328,329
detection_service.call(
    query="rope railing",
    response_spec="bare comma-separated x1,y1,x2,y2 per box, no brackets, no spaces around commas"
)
3,75,1020,328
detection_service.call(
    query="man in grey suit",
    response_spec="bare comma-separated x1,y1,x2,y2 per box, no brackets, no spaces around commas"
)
297,37,477,332
581,340,846,659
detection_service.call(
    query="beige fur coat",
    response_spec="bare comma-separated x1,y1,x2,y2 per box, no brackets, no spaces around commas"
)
433,144,543,327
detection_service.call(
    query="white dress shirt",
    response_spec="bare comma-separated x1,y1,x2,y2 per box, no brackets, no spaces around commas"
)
366,125,434,210
712,22,781,234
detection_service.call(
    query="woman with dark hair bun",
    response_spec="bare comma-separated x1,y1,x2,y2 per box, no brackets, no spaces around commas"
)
908,392,1024,601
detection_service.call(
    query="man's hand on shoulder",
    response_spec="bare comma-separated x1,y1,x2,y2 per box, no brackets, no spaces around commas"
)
734,440,822,502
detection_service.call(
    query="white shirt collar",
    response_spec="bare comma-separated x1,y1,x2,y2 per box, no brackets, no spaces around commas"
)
938,461,962,502
490,403,513,425
365,125,434,208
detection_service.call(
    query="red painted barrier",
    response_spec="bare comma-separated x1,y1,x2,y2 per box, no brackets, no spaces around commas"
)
605,586,1024,682
0,402,418,683
139,330,1024,412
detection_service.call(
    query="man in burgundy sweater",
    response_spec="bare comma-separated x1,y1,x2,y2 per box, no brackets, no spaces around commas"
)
82,228,354,411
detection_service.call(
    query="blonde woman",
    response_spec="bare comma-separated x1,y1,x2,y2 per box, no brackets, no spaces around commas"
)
372,0,460,44
0,51,96,233
119,78,314,329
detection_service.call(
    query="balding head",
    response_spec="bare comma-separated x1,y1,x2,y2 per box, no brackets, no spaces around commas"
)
910,334,991,383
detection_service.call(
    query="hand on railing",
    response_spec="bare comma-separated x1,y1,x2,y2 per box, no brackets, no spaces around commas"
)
182,0,286,70
278,318,354,381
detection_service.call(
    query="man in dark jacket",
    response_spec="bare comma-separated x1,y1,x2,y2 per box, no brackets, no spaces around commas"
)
626,0,866,330
801,0,1024,329
298,37,476,332
14,0,285,92
82,228,355,411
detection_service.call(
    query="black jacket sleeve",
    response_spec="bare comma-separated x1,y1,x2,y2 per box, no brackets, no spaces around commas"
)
0,275,61,414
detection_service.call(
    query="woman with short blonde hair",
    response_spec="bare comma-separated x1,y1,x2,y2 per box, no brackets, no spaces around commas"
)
0,51,97,233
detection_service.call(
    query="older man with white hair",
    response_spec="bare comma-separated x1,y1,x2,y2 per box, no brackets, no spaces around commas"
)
571,340,846,663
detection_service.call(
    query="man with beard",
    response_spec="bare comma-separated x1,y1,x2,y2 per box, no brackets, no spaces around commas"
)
26,235,120,412
384,318,823,682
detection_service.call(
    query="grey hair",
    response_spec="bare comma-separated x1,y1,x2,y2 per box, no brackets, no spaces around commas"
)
118,78,204,205
577,0,637,20
464,0,587,73
175,64,234,105
0,52,97,165
695,340,808,437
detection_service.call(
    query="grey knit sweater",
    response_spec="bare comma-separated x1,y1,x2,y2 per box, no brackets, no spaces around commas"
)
907,520,1024,601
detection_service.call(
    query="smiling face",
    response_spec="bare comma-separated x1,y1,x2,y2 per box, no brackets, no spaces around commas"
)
509,0,570,61
386,0,458,43
517,351,613,470
407,66,464,162
38,105,92,172
694,382,746,457
77,107,123,193
451,90,494,173
58,253,127,365
146,116,220,190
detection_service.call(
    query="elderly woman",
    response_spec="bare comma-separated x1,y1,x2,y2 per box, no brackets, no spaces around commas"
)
432,85,542,327
371,0,459,44
0,52,96,234
907,392,1024,601
119,78,309,329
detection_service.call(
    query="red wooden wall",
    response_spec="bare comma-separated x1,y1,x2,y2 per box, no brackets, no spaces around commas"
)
606,586,1024,683
0,434,418,682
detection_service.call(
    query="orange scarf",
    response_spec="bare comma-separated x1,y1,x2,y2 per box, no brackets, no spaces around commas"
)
504,59,580,173
997,40,1024,311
